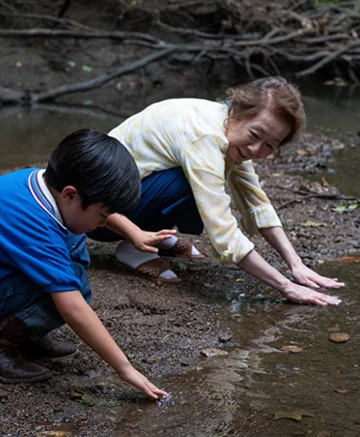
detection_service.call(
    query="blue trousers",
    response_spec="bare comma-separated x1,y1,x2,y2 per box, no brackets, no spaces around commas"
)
0,233,91,341
87,167,204,242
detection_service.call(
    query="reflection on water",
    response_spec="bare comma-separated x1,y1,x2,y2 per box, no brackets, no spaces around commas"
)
1,81,360,198
0,105,120,169
300,82,360,198
101,261,359,437
301,82,360,133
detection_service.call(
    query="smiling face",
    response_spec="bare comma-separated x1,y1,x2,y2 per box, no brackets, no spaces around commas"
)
56,186,111,234
225,111,291,165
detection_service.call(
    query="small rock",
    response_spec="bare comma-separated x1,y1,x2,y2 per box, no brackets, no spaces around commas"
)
201,348,229,358
329,333,350,343
219,332,232,343
0,390,8,399
143,355,162,364
280,345,304,353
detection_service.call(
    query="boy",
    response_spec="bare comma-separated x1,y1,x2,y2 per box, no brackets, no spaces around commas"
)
0,129,167,400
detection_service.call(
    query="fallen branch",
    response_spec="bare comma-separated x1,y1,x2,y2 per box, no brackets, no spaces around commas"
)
0,12,93,30
0,28,159,44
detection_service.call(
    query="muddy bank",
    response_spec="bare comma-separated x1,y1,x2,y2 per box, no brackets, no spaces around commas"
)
0,128,358,436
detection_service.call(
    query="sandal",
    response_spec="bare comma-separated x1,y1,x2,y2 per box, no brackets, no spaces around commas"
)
117,257,181,283
158,238,204,259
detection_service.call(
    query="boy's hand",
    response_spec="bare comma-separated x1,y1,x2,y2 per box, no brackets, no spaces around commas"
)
291,262,345,289
131,229,176,253
117,364,168,400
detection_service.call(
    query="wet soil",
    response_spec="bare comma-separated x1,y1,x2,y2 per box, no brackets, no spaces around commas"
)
0,126,359,436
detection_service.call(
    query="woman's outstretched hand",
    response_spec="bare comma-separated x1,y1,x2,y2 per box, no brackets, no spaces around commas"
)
291,262,345,289
118,364,168,400
282,281,341,306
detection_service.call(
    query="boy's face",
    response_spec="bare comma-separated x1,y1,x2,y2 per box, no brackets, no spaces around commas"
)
59,186,111,234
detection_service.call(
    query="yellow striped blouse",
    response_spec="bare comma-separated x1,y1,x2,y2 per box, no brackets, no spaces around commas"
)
109,98,282,264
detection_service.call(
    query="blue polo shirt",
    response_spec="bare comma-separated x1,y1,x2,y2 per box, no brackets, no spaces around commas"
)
0,168,86,292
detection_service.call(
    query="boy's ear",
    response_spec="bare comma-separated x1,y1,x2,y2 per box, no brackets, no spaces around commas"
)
61,186,79,203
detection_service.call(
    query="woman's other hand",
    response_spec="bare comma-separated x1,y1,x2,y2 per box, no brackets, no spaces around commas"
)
291,262,345,289
282,282,341,306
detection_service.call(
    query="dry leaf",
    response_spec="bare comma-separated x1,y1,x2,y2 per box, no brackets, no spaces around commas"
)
335,256,360,264
329,333,350,343
37,432,72,437
273,409,316,421
302,221,328,227
334,388,350,394
280,345,304,353
296,149,310,157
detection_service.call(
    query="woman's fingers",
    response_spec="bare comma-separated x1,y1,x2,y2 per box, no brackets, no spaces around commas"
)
286,285,341,306
294,271,345,289
304,279,320,288
322,279,345,288
314,278,345,288
294,275,320,288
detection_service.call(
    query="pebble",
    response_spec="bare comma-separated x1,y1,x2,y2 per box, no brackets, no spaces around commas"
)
200,348,229,358
329,332,350,343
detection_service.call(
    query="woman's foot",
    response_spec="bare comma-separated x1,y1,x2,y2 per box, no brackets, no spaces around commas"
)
157,236,204,259
115,241,181,283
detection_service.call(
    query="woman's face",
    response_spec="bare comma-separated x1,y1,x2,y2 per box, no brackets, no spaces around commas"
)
225,111,291,164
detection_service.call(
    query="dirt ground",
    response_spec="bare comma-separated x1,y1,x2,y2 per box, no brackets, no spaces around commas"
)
0,4,360,434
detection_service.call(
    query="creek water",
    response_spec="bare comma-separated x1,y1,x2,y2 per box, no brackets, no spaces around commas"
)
102,261,359,437
1,82,359,436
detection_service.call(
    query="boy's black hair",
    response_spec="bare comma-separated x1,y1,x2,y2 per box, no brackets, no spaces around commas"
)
44,128,141,215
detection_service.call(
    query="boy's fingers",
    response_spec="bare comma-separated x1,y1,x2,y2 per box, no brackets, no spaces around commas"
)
143,245,158,253
153,388,168,397
157,229,176,235
143,383,168,400
158,235,174,241
143,387,159,400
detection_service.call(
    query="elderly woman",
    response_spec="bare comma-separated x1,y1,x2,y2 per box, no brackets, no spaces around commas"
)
88,77,343,306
